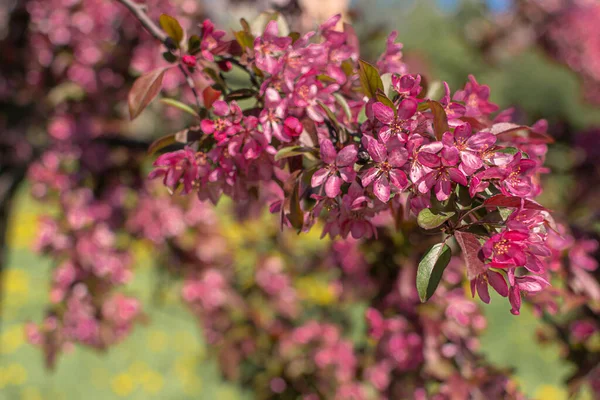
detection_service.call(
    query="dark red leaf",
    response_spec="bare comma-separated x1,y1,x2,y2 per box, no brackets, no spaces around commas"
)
428,100,449,141
128,67,169,120
455,231,486,280
202,86,221,109
484,194,548,211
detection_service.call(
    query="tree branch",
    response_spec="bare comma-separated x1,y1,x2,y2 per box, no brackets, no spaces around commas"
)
116,0,202,110
115,0,168,44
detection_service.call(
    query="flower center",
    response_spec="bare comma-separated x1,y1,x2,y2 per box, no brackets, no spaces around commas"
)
215,118,227,131
494,239,510,255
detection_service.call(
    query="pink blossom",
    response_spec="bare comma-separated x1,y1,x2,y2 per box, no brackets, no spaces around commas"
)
201,100,243,143
311,139,357,198
148,146,201,194
360,136,409,202
416,142,468,201
371,98,418,143
452,75,499,118
442,123,495,175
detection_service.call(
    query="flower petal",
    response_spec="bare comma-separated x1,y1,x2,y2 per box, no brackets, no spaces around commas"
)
325,175,343,198
372,102,395,124
373,175,391,202
336,144,358,166
311,168,329,187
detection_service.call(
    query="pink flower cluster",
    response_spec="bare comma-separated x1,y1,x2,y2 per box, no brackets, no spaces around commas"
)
148,14,556,315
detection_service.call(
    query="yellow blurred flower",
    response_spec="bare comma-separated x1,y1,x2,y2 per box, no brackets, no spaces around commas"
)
8,212,39,249
295,276,337,305
0,324,25,354
5,363,28,385
140,369,164,394
111,373,136,397
533,384,568,400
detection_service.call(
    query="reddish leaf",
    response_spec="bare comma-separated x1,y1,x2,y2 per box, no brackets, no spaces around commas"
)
459,116,487,131
282,170,304,232
455,231,486,280
202,86,222,109
484,194,548,211
490,123,555,144
128,67,169,120
428,100,449,140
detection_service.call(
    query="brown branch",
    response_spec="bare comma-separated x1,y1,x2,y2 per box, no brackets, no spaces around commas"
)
115,0,168,44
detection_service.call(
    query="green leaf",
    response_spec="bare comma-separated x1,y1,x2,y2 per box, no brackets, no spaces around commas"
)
160,98,199,118
496,147,519,155
240,18,251,33
288,32,301,43
375,89,395,111
416,243,452,302
188,35,201,54
274,146,317,161
417,209,455,230
316,100,341,133
333,93,352,121
159,14,184,45
128,67,169,120
224,88,257,102
498,207,514,221
380,73,393,97
162,51,177,63
147,128,202,155
428,100,449,140
358,59,383,99
341,60,354,77
234,30,254,50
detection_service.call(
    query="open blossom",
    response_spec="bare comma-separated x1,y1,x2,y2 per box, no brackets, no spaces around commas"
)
442,123,495,175
371,98,418,143
254,20,292,75
470,153,538,197
199,19,226,61
416,143,468,201
148,146,201,194
311,140,357,198
470,269,509,303
259,88,299,143
453,74,499,118
360,136,409,202
201,100,243,143
291,73,339,122
482,228,549,274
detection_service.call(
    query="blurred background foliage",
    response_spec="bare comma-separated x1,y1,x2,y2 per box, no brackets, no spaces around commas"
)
1,0,599,399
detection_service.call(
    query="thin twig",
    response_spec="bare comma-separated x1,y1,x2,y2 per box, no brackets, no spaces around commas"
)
178,64,203,111
115,0,168,44
115,0,202,110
